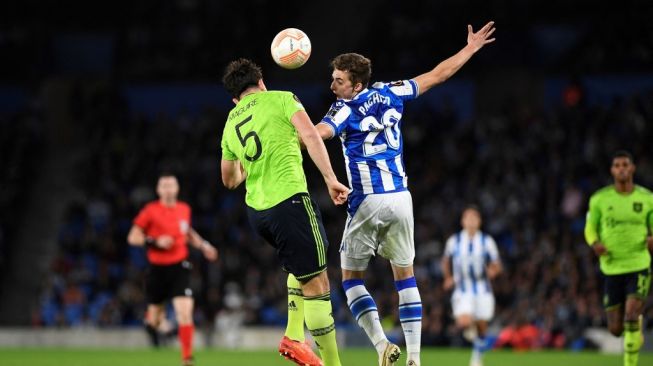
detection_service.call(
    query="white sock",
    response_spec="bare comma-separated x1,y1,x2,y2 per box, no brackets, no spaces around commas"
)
343,279,388,355
395,277,421,362
471,336,486,362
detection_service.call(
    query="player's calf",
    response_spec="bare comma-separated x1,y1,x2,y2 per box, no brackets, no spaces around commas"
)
608,322,624,337
395,277,422,365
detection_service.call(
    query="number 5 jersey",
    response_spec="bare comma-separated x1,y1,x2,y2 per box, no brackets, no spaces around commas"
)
221,91,308,210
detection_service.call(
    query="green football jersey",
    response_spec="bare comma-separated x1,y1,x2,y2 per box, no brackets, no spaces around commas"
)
221,90,308,210
584,185,653,275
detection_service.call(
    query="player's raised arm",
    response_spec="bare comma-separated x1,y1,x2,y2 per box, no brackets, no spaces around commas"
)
413,21,495,96
290,110,348,205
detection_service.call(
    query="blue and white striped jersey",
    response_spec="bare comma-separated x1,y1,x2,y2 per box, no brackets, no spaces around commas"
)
320,80,419,215
444,230,500,295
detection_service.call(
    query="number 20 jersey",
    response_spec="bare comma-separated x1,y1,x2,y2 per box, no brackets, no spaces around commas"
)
221,91,308,211
320,80,419,215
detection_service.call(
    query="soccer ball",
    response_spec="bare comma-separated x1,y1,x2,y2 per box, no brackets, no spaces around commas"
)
270,28,312,69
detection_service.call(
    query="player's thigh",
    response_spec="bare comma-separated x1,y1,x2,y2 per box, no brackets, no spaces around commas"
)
377,191,415,267
603,273,627,312
340,197,381,271
625,268,651,302
624,268,651,318
167,260,193,298
474,293,495,321
263,193,330,281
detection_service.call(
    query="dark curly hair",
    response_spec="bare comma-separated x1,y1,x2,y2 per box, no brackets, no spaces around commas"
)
222,58,263,98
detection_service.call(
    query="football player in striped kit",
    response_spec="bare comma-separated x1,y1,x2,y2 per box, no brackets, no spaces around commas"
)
442,205,502,366
315,21,496,366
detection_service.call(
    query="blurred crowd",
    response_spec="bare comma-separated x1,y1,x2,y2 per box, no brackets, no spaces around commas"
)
2,0,652,83
30,80,653,351
0,100,44,277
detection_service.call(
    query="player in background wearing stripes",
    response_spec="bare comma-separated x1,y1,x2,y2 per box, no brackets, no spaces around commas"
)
441,205,502,366
127,173,218,366
220,58,349,366
315,21,496,366
584,151,653,366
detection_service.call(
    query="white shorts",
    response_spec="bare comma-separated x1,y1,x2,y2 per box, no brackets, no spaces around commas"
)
451,291,495,321
340,191,415,271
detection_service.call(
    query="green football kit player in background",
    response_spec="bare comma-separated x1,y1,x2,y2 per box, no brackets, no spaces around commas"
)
585,151,653,366
220,58,349,366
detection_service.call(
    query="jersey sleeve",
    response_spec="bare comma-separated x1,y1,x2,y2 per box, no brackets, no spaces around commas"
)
320,101,351,137
443,236,455,257
133,205,151,230
486,236,500,262
377,80,419,101
220,127,237,161
283,92,306,122
584,194,601,245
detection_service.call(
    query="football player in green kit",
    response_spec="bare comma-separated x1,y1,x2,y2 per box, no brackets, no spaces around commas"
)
221,58,348,366
585,150,653,366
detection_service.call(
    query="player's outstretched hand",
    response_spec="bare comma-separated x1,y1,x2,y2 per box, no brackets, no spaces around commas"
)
327,179,349,206
592,242,608,257
467,21,496,53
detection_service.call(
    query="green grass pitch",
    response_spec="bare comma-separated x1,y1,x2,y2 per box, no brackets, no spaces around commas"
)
1,347,650,366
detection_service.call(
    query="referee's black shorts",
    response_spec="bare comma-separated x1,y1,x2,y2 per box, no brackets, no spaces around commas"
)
145,260,193,304
248,192,329,282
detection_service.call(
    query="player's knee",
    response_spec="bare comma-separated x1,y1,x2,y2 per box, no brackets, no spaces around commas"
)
624,307,642,322
608,323,624,337
341,269,365,281
391,264,414,281
176,311,193,325
302,271,330,296
456,316,473,329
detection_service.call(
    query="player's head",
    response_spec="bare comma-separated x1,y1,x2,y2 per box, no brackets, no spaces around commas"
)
156,172,179,203
461,205,482,232
330,53,371,100
222,58,267,103
610,150,635,183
